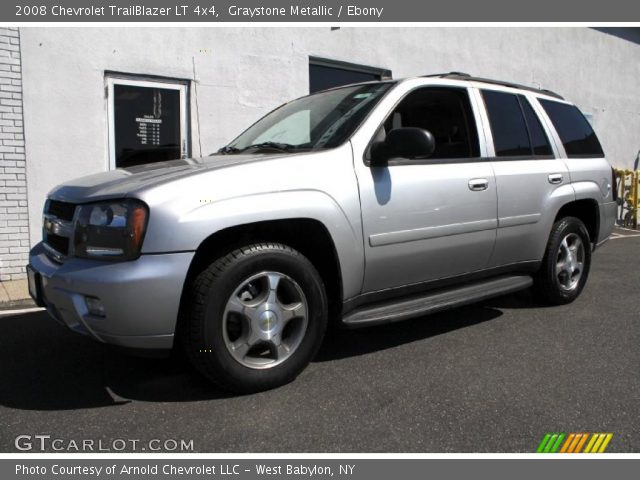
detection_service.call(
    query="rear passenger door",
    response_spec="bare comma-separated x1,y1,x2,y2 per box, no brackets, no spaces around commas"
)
476,88,573,267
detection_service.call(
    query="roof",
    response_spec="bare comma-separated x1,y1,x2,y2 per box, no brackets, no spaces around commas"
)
421,72,564,100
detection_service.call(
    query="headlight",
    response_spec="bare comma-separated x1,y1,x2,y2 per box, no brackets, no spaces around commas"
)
74,199,149,260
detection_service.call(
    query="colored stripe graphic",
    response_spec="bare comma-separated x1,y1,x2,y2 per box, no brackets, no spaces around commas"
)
584,433,614,453
536,434,552,453
566,433,587,453
537,433,613,453
598,433,613,453
544,434,558,453
584,433,598,453
550,433,565,453
573,433,589,453
559,433,575,453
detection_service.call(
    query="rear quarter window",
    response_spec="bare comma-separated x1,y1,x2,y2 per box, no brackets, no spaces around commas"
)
539,99,604,158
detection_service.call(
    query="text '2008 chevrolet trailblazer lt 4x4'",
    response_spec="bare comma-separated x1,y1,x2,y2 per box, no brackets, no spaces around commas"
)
28,73,616,393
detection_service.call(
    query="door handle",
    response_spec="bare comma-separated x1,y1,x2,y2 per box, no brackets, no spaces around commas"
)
548,173,563,184
468,178,489,191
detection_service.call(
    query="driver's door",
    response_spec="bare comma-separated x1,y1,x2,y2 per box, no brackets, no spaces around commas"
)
354,86,498,293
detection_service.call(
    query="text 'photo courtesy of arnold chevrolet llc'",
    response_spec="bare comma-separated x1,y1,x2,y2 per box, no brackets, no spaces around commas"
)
1,25,639,455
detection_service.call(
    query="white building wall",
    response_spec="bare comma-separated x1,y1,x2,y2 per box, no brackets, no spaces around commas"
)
18,27,640,248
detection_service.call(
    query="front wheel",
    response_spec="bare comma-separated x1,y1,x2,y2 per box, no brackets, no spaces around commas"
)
182,243,328,393
534,217,592,305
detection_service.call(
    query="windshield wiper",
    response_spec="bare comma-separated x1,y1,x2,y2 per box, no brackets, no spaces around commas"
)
217,142,306,155
237,142,299,153
216,145,241,155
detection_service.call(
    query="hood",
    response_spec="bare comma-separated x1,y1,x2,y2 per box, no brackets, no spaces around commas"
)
48,154,282,203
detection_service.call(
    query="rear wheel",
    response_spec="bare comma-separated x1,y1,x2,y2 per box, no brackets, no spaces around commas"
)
535,217,591,305
182,243,328,393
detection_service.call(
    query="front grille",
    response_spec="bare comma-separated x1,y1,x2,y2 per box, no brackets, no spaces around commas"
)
45,233,70,256
47,200,76,221
43,199,75,261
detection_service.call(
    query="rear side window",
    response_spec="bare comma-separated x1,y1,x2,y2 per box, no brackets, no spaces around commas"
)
539,99,604,158
520,97,552,156
482,90,531,156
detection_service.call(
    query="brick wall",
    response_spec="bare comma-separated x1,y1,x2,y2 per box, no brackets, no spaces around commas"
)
0,27,27,281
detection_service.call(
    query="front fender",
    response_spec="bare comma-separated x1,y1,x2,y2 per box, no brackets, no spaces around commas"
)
144,189,364,300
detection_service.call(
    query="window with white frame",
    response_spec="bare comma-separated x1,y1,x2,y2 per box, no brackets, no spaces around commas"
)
105,74,190,169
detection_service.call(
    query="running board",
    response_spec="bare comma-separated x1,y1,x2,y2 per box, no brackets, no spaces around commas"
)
342,274,533,328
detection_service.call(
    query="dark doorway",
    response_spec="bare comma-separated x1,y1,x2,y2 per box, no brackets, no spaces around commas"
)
309,57,391,93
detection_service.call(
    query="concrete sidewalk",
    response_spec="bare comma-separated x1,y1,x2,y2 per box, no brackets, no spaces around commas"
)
0,279,34,309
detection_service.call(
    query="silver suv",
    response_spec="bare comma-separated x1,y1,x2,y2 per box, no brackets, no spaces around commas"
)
27,73,617,392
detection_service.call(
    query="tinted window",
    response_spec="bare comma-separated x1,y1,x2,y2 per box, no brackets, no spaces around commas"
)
113,84,182,168
520,96,552,156
540,99,604,157
482,90,531,156
379,87,479,159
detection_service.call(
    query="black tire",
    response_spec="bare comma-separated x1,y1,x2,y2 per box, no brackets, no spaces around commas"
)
535,216,592,305
181,243,328,393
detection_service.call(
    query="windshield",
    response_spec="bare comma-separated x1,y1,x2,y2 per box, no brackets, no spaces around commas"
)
221,82,394,154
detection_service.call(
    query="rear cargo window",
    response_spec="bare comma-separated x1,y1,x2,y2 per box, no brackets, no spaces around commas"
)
539,99,604,158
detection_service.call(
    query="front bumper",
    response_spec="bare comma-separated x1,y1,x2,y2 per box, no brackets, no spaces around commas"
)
27,242,194,350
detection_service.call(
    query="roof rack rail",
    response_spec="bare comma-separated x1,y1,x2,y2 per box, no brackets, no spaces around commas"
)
421,72,564,100
423,71,471,78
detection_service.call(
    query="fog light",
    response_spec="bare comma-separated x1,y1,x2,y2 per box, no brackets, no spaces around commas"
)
85,296,105,317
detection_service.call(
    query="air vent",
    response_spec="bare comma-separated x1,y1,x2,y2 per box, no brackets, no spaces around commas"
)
45,233,70,256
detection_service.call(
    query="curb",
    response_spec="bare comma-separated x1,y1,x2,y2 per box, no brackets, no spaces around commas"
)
0,298,37,311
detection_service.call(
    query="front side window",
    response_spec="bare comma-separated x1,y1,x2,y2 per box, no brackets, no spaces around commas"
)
375,87,480,159
223,82,394,154
539,99,604,158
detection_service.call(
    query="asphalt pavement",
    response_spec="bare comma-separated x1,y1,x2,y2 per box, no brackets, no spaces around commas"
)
1,233,638,453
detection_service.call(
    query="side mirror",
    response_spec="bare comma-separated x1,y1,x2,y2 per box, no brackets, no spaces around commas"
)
370,127,435,165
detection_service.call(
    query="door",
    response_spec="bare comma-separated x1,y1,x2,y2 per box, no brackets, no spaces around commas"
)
106,75,189,169
309,57,391,93
476,88,572,267
356,86,498,293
